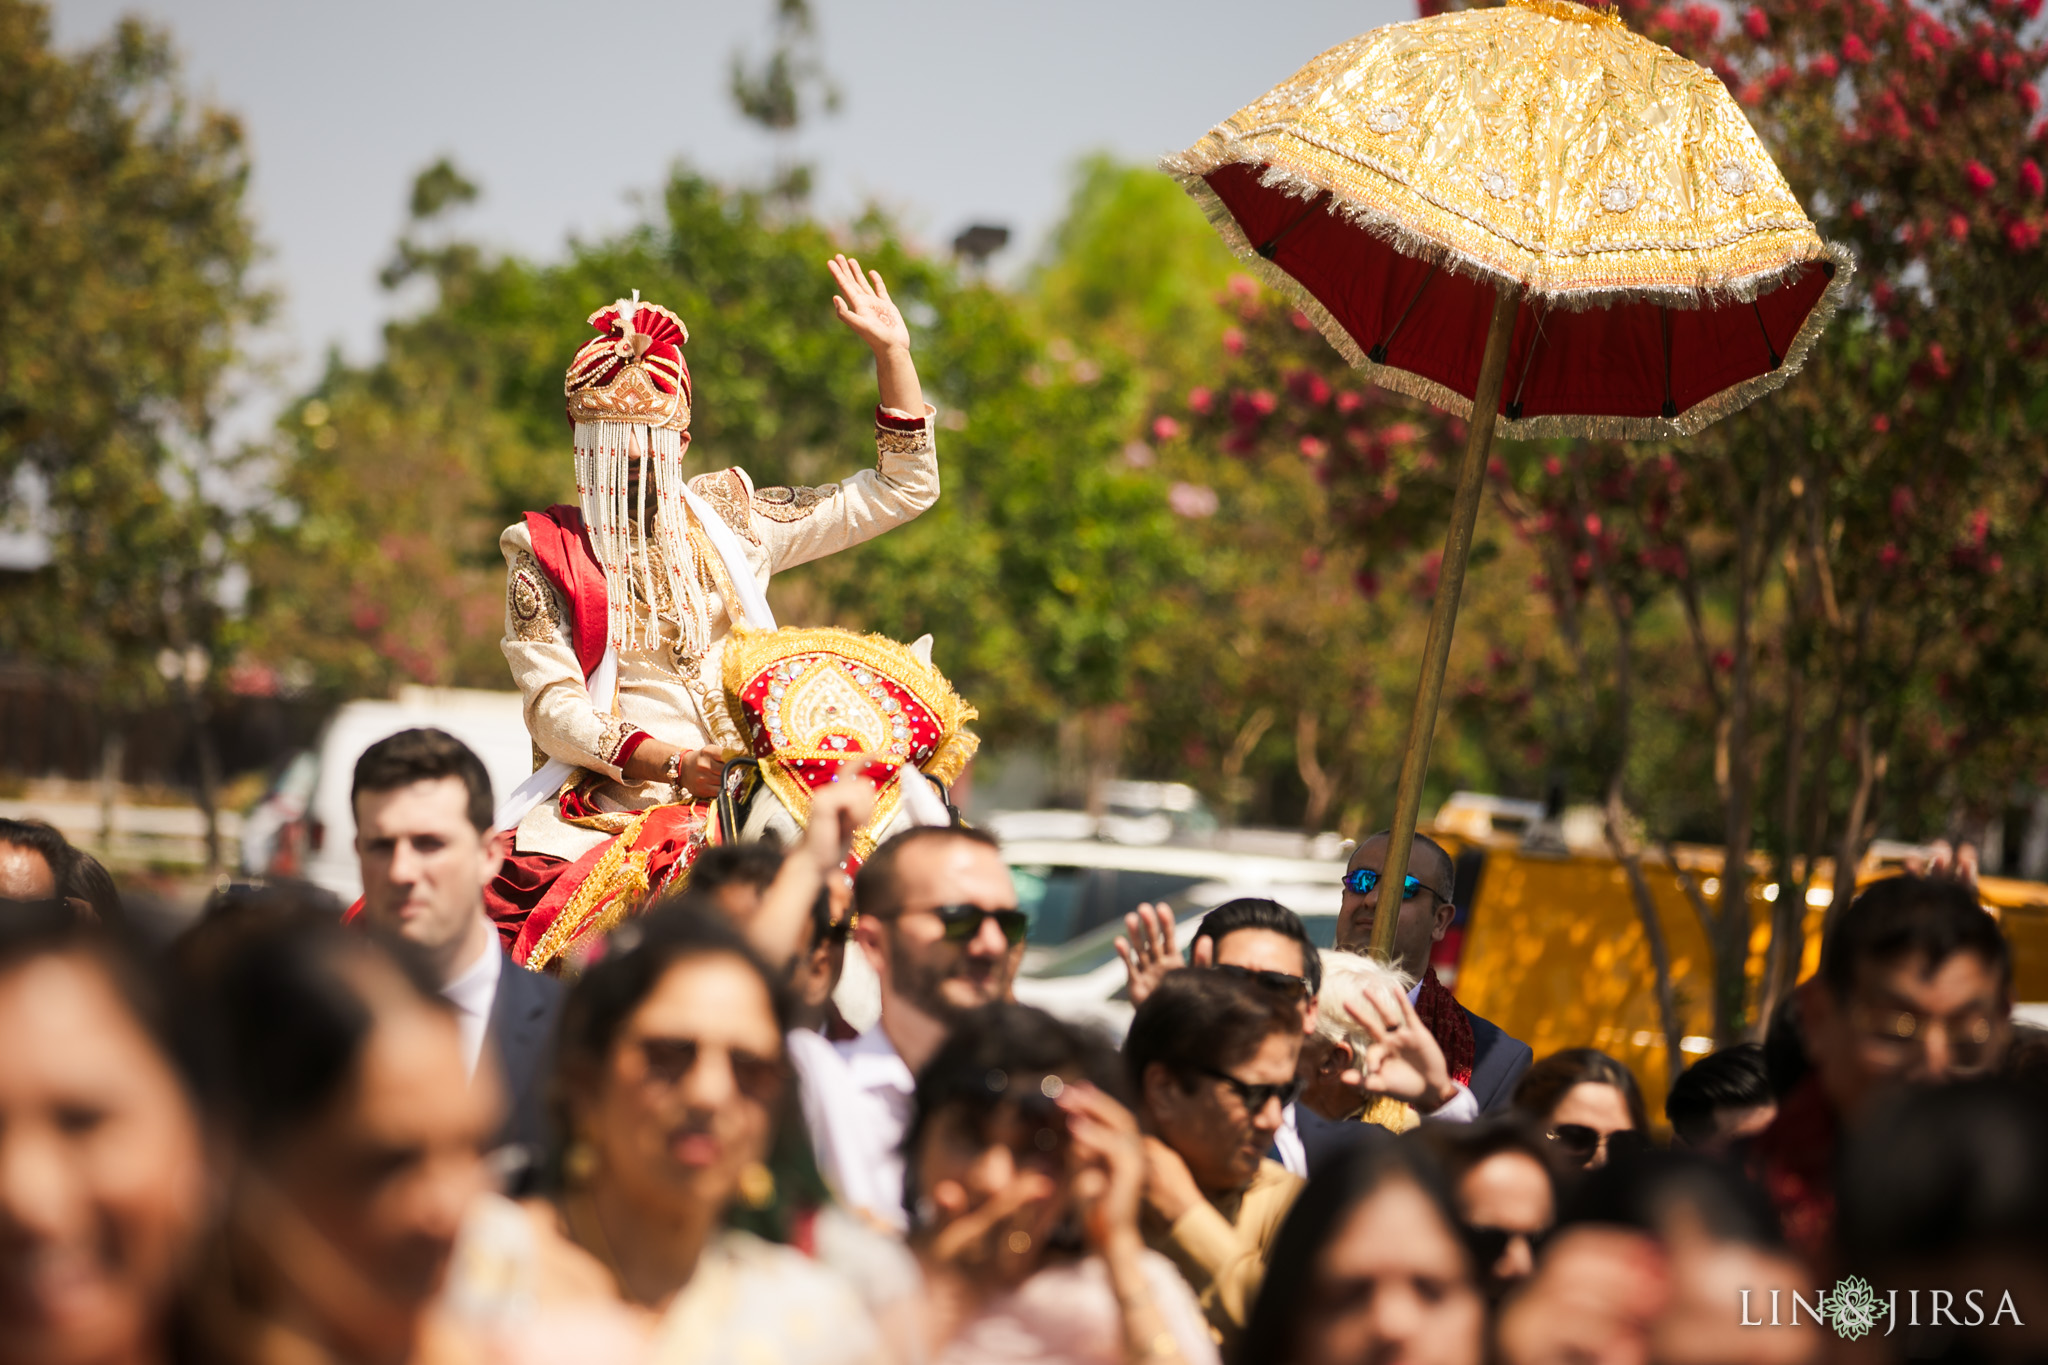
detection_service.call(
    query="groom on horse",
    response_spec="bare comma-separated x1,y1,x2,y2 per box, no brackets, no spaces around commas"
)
489,256,946,969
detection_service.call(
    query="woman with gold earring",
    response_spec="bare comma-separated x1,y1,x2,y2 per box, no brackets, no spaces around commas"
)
514,903,888,1365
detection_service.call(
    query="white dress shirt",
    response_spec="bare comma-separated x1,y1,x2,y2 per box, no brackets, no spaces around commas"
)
788,1024,919,1230
1273,1104,1309,1176
442,940,502,1079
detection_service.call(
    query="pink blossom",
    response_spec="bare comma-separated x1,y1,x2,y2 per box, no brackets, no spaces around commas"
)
2008,219,2041,251
1354,568,1381,599
1384,422,1419,445
1336,391,1364,414
1167,481,1220,519
1543,455,1564,478
1583,513,1603,537
1121,441,1156,469
1871,280,1895,309
1488,457,1508,481
1977,49,2000,83
1222,327,1245,355
1290,310,1315,332
1891,484,1918,524
1742,7,1769,39
1227,274,1258,301
2025,86,2043,116
1948,213,1972,241
1712,649,1734,673
1150,415,1182,441
1880,542,1903,570
1970,507,1991,546
1299,435,1329,460
1812,52,1840,79
1928,343,1954,377
1302,547,1324,572
1872,413,1892,433
1843,33,1873,63
2023,160,2046,198
1965,161,1997,194
1187,386,1214,415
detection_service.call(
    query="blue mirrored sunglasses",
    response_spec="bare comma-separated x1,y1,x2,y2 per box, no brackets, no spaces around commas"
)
1342,868,1438,900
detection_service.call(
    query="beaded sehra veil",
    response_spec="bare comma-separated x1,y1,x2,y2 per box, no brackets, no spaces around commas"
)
564,293,719,660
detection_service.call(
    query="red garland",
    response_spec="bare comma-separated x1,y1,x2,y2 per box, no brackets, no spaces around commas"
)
1414,966,1475,1087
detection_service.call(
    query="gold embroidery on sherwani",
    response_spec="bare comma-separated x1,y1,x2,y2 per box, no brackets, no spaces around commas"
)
507,551,563,642
753,483,840,523
689,469,760,544
876,425,932,457
594,715,638,768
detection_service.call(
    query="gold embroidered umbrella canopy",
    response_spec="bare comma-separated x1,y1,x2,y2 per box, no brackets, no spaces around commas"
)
1164,0,1851,960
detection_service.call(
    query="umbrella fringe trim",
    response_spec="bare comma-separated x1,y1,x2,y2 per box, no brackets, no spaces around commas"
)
1165,160,1856,441
1163,142,1845,313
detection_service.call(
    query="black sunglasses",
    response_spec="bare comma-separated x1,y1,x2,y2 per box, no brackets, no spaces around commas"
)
1214,962,1313,999
1342,868,1448,901
1463,1222,1551,1269
932,903,1029,946
1198,1066,1304,1114
1546,1124,1648,1164
636,1036,784,1103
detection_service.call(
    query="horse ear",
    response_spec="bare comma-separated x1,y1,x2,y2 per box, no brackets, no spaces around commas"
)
908,634,934,667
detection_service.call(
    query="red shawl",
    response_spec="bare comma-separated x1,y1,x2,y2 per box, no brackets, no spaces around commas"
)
1414,967,1476,1087
523,505,608,679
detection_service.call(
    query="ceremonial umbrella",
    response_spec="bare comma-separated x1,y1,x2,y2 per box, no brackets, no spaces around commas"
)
1164,0,1850,961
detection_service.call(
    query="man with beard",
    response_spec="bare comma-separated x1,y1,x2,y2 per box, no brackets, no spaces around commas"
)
788,825,1025,1229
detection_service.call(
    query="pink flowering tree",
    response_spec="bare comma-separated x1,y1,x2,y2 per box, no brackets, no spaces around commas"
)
1154,0,2048,1041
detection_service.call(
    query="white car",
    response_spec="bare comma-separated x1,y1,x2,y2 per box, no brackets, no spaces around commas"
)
1002,838,1348,1037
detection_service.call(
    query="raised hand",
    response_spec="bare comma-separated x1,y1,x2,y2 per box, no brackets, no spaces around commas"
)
828,253,910,356
1056,1082,1146,1254
1342,982,1460,1113
1114,902,1200,1008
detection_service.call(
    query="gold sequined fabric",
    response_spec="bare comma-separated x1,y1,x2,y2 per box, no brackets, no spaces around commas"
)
1167,0,1839,306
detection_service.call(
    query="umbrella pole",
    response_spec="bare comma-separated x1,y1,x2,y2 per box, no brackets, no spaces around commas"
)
1367,282,1521,964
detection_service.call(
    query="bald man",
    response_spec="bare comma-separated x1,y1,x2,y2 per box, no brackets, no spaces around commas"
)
1335,831,1531,1112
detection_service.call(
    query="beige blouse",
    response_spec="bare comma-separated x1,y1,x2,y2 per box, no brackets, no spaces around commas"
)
499,407,939,862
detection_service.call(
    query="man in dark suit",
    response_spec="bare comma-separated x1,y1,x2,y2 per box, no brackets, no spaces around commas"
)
352,729,562,1183
1335,830,1532,1112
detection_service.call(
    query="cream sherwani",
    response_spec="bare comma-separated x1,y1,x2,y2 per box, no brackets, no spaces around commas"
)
499,406,939,862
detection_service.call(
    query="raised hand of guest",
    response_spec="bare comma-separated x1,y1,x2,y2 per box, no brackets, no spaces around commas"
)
1343,983,1460,1114
1115,903,1211,1008
1139,1132,1206,1225
1060,1082,1191,1365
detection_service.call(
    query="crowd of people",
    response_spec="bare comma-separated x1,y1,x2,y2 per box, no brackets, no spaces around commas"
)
1,726,2043,1365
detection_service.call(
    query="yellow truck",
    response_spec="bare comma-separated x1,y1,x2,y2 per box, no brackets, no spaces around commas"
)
1432,796,2048,1105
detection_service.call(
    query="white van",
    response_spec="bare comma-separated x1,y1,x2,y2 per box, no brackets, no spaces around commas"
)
290,687,533,903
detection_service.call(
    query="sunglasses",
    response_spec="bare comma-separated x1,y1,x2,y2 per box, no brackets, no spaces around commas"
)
1214,962,1313,999
1546,1124,1647,1165
636,1036,784,1104
1198,1066,1304,1114
1342,868,1448,901
1463,1222,1551,1269
932,903,1030,947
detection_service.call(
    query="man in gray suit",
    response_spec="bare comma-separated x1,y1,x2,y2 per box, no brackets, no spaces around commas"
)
1336,831,1532,1112
353,729,561,1183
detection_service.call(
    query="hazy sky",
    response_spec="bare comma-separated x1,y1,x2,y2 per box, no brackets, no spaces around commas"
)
51,0,1410,410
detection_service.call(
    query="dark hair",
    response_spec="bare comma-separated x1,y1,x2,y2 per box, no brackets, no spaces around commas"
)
1837,1078,2048,1274
180,901,445,1148
1760,990,1811,1100
60,848,126,930
0,898,199,1097
1819,874,2011,1000
1665,1043,1772,1145
1557,1148,1784,1249
1125,966,1303,1095
903,1002,1128,1223
852,824,1002,921
1513,1048,1650,1133
1232,1139,1473,1365
1415,1111,1566,1190
0,817,77,904
1191,897,1322,996
350,727,494,832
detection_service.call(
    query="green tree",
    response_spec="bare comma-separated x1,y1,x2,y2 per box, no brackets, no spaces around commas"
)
0,0,267,865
